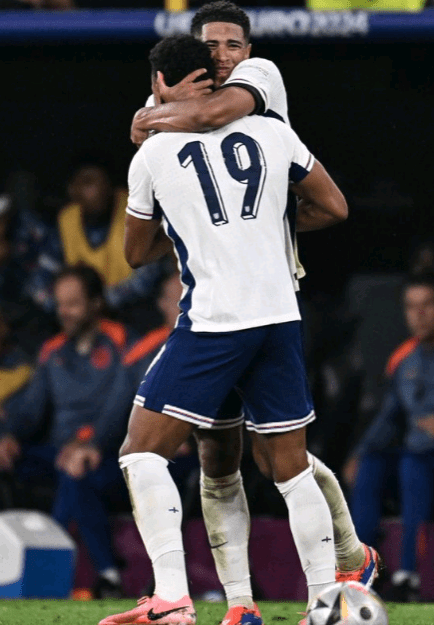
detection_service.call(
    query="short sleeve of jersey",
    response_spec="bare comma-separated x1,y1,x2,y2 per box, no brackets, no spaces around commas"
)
220,58,282,115
145,94,155,107
283,126,315,184
126,150,162,220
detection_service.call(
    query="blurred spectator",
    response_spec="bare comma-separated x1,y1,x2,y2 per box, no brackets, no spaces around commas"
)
344,271,434,602
0,192,43,305
0,308,32,413
0,265,131,598
0,190,56,356
28,159,165,325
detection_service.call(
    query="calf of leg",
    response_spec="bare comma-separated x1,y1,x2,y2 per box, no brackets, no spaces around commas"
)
262,427,335,604
195,426,242,478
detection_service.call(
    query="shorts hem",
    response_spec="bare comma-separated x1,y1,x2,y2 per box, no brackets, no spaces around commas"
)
132,395,244,430
245,410,316,434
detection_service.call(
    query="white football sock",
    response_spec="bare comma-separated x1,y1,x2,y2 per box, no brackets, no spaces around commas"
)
275,466,335,604
201,470,253,607
308,452,365,571
120,452,189,602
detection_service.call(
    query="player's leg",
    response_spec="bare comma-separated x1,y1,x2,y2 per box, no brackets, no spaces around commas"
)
258,427,335,604
100,326,263,625
248,354,376,584
294,290,373,578
185,328,267,625
196,423,257,611
99,406,196,625
241,321,335,605
309,452,378,583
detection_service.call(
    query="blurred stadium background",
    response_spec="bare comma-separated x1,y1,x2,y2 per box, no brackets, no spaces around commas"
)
1,0,434,607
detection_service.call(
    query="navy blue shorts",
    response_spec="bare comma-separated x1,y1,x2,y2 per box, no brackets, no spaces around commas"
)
134,321,315,434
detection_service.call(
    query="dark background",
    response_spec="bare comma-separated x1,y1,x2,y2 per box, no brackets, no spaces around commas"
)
1,39,431,293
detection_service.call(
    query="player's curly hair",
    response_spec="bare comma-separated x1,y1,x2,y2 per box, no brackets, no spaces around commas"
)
191,1,250,42
149,35,215,87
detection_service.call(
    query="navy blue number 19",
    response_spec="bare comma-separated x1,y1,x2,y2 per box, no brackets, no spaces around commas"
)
177,132,267,226
178,141,228,226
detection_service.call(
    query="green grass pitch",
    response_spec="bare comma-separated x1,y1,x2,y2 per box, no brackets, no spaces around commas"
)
0,600,434,625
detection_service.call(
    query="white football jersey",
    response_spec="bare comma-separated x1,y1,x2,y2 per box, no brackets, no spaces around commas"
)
221,57,290,125
222,58,304,283
145,58,304,283
127,116,314,333
146,58,288,123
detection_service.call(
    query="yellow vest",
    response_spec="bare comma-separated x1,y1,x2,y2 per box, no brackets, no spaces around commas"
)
58,189,132,286
308,0,423,9
0,365,33,405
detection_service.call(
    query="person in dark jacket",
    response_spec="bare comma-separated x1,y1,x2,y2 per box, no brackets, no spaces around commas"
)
0,265,131,597
344,271,434,601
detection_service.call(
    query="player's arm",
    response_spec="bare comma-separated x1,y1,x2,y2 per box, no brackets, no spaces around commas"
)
125,149,173,268
131,59,279,144
291,160,348,232
131,86,255,143
124,215,171,268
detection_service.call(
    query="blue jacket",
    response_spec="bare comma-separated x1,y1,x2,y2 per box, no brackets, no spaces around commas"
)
1,320,131,453
356,338,434,456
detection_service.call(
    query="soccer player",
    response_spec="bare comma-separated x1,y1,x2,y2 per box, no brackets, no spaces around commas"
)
130,5,380,623
99,33,347,625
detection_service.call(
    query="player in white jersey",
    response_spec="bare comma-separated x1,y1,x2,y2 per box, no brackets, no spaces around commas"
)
99,34,348,625
129,4,380,624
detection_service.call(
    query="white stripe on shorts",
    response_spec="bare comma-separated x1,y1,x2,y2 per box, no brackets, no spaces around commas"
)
131,400,244,430
245,410,316,434
163,404,215,428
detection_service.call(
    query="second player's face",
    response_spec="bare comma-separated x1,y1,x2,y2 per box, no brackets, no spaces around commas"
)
404,285,434,343
200,22,251,87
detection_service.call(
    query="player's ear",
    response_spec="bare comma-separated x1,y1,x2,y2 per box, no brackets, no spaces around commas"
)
245,43,252,59
152,72,163,105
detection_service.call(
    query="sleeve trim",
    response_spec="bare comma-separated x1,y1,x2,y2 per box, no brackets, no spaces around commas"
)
219,81,265,115
289,156,315,184
126,206,156,220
